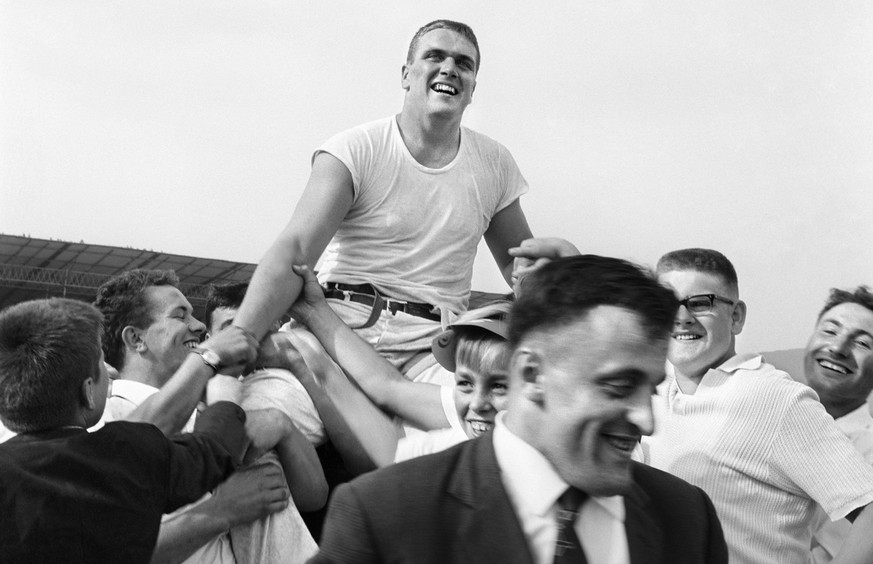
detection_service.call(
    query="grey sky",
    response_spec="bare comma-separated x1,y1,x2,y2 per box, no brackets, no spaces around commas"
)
1,1,871,352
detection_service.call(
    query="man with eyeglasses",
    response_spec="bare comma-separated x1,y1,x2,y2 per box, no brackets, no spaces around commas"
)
641,248,873,564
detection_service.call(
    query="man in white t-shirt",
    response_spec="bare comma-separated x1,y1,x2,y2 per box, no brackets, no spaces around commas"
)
804,286,873,563
233,19,562,380
643,248,873,564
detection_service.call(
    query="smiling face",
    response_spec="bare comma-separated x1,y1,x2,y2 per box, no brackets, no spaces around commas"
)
401,28,477,121
140,285,206,385
805,302,873,417
658,269,745,383
518,306,667,496
453,344,510,439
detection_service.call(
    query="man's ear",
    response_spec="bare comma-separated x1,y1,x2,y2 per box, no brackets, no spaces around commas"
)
731,300,747,336
401,64,410,91
513,348,545,404
121,325,146,353
79,376,96,411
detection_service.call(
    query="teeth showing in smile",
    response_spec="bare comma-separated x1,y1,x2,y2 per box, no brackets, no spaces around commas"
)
184,341,199,349
605,436,636,453
432,83,457,95
818,359,850,374
674,334,701,341
468,420,493,435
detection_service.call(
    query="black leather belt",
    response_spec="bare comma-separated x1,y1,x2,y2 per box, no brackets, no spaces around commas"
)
323,282,441,328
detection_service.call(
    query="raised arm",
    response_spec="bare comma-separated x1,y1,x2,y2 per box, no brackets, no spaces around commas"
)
483,198,533,287
232,153,355,340
242,408,328,512
290,264,448,431
151,463,290,564
123,327,257,435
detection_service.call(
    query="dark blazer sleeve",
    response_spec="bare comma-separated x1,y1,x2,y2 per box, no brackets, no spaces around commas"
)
698,485,728,564
307,481,379,564
161,402,247,513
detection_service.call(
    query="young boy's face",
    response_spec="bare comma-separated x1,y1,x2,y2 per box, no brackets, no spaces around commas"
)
453,356,510,439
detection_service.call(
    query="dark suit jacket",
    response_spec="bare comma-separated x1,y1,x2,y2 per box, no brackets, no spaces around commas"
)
310,432,727,564
0,402,246,564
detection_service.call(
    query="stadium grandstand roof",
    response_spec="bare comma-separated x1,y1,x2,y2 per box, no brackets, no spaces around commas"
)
0,233,506,319
0,233,257,318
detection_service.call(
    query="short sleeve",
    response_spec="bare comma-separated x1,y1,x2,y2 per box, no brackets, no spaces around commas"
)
771,389,873,520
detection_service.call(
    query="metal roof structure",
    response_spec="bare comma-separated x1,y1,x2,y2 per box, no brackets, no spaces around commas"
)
0,233,257,318
0,233,506,320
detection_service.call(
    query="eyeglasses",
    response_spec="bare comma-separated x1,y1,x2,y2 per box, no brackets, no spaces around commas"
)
678,294,735,315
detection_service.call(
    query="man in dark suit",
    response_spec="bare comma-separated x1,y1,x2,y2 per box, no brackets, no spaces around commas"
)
311,255,728,564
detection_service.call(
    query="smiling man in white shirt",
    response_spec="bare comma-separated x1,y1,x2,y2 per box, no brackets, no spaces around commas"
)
804,286,873,563
310,255,727,564
643,248,873,564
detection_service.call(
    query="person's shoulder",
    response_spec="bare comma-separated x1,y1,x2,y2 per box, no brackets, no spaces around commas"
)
95,420,164,442
631,460,711,502
461,125,511,152
724,354,811,396
325,116,394,143
352,435,479,493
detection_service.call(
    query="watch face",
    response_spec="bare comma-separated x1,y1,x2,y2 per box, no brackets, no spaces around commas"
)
201,349,221,368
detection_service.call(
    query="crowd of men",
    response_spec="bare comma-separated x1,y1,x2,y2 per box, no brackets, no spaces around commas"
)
1,18,872,564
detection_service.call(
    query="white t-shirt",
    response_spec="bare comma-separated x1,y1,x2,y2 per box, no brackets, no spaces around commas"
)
395,385,468,462
242,367,326,446
316,116,528,313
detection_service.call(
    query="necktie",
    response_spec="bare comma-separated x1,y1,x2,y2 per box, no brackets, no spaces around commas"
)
553,487,589,564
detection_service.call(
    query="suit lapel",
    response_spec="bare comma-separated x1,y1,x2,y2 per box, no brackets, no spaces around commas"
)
623,480,664,564
448,434,535,564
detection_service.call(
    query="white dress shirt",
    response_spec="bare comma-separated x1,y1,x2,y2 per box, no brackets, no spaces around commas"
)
493,413,629,564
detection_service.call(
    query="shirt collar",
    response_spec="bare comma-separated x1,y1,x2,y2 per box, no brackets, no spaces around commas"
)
110,379,159,405
493,412,625,521
715,352,761,373
836,403,873,432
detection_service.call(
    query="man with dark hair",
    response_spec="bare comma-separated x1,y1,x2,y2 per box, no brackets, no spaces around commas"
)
95,270,308,564
644,248,873,564
310,255,727,564
232,19,567,385
205,281,251,334
0,298,247,563
805,286,873,563
94,268,257,433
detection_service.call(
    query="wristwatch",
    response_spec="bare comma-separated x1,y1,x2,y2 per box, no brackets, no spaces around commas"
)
190,346,222,374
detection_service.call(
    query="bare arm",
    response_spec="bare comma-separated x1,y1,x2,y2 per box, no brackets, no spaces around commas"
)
151,464,290,564
833,503,873,564
483,198,534,287
265,329,402,469
290,264,447,431
242,408,328,512
232,153,355,340
124,327,257,435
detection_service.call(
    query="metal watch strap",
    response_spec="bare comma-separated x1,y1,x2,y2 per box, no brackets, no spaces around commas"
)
191,347,221,374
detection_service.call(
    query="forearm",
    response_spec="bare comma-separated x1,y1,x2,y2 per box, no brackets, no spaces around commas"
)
125,355,213,435
296,367,396,470
234,239,306,340
151,500,228,564
275,427,328,511
834,503,873,564
302,301,409,404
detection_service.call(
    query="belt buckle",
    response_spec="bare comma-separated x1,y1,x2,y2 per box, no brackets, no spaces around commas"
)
383,296,396,315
